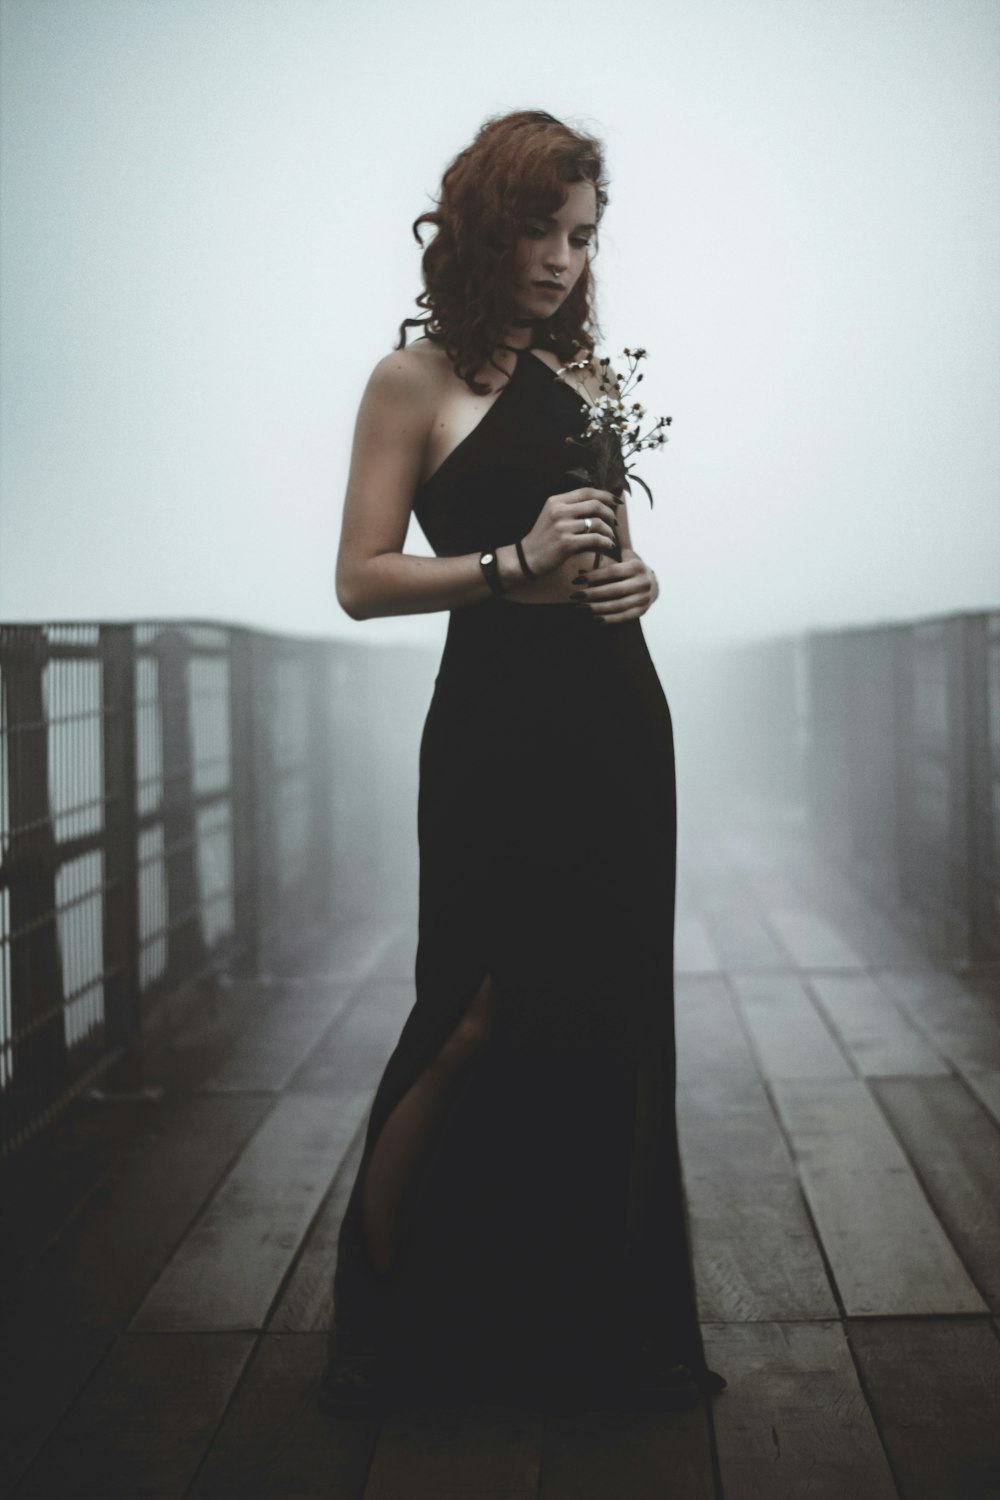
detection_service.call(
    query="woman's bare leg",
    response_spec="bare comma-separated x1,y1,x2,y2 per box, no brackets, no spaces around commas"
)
361,974,496,1274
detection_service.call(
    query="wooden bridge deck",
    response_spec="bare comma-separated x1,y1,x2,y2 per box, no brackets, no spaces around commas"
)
2,801,999,1499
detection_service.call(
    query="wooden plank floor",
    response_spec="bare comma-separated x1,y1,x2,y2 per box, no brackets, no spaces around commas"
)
3,798,1000,1499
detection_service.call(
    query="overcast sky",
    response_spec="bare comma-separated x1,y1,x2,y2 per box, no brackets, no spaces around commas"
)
2,0,997,654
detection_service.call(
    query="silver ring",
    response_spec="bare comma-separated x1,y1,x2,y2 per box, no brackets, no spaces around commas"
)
584,517,593,532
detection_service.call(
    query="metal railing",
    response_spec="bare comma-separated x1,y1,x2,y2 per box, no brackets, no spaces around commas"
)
0,621,435,1158
803,610,1000,965
2,607,995,1157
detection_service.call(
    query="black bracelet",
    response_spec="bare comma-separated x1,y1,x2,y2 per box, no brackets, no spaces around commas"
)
479,546,505,596
514,537,536,579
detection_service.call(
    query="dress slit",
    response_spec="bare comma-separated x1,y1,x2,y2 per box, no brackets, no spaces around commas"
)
330,957,500,1329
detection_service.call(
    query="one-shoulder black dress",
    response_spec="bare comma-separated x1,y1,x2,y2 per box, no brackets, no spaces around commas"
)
323,344,724,1410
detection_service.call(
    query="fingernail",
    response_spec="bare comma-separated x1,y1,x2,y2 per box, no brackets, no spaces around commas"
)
572,574,588,585
569,591,585,600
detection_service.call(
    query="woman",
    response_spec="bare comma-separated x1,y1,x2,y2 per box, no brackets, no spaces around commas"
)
318,109,726,1413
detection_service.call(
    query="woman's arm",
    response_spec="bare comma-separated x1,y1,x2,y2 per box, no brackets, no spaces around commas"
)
336,352,526,620
338,350,621,621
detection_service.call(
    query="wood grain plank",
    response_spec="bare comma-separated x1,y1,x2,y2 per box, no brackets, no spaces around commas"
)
538,1406,715,1500
295,918,408,983
363,1404,543,1500
0,1331,113,1498
376,921,420,981
680,1082,839,1322
679,872,757,924
677,977,837,1320
788,868,934,968
875,968,1000,1077
772,1077,987,1314
760,906,867,970
200,983,352,1093
873,1076,1000,1309
701,908,788,970
269,1121,366,1332
189,1333,378,1500
748,830,931,967
966,1069,1000,1128
703,1320,897,1499
0,1094,170,1282
675,974,749,1081
732,973,854,1080
294,978,415,1096
142,980,288,1095
130,1091,369,1332
849,1317,1000,1500
810,973,947,1077
674,914,721,973
740,866,814,910
12,1332,254,1500
2,1099,274,1335
0,1093,271,1489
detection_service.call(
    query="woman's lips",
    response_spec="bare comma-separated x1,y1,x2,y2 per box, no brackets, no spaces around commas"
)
534,282,564,295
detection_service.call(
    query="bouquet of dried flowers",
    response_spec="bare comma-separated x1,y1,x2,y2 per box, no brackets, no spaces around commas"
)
556,346,671,572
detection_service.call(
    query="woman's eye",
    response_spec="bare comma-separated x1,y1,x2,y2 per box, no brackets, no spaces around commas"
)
523,225,590,249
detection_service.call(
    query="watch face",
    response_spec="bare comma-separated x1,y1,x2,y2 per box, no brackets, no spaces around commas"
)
482,553,494,565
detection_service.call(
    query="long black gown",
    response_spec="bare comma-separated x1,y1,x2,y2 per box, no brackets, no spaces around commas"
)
323,343,723,1409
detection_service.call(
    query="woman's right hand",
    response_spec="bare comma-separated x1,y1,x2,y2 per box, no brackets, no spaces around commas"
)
520,486,620,576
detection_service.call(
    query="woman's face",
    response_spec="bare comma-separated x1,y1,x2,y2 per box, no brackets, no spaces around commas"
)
508,179,597,320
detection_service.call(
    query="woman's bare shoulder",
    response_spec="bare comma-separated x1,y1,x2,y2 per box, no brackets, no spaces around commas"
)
365,337,452,399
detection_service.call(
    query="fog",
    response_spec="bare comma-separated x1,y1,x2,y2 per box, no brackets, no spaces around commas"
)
1,0,997,660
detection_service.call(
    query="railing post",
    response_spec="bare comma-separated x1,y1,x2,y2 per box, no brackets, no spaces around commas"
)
892,623,915,913
99,623,142,1089
149,627,208,986
228,627,260,979
962,613,995,962
945,616,972,962
249,632,279,975
0,627,69,1151
309,639,336,930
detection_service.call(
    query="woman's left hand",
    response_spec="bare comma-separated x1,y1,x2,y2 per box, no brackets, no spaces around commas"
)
576,547,659,623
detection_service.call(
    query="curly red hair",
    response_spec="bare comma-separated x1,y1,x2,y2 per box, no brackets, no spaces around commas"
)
396,110,609,394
